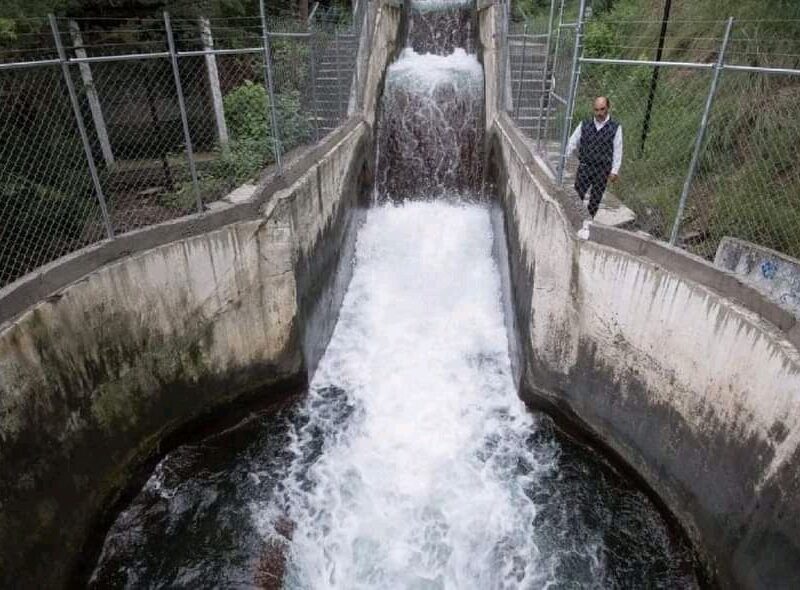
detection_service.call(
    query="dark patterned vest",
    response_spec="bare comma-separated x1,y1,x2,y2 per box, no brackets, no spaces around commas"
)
578,118,618,168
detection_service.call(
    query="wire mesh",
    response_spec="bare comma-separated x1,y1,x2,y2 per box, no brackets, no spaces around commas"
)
536,9,578,175
0,65,106,287
505,2,800,263
507,13,550,136
82,56,196,234
270,33,316,153
0,6,362,287
681,70,800,259
571,62,709,237
0,18,58,65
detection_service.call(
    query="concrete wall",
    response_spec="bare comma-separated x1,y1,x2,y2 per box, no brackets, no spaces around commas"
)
716,237,800,319
0,2,403,586
0,118,367,589
487,105,800,590
480,4,800,587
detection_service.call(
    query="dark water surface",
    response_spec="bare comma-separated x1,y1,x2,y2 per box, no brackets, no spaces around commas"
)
91,392,701,589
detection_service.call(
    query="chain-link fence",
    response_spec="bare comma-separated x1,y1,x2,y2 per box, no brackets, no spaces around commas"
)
503,0,800,263
0,3,366,288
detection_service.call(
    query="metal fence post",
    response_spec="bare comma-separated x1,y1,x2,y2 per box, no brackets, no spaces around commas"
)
497,0,508,113
49,15,114,239
259,0,283,173
513,23,528,119
164,12,203,214
535,0,558,145
503,0,511,112
308,25,321,142
351,0,364,114
538,0,565,151
556,0,587,185
334,31,345,119
669,17,734,246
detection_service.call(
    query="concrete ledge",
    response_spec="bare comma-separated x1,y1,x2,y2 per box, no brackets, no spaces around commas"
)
716,236,800,319
0,118,363,328
497,111,800,349
487,82,800,589
589,224,800,347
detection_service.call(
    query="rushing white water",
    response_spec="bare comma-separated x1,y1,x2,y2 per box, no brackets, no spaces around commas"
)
387,48,482,92
407,4,475,55
377,49,484,200
411,0,473,12
254,201,574,588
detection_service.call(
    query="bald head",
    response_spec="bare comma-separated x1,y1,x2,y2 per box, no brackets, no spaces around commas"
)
593,96,610,123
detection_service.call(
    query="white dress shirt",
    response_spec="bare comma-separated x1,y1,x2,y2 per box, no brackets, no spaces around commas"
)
565,115,623,175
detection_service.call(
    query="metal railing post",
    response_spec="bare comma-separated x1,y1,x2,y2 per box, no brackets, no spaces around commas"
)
535,0,557,145
556,0,587,185
308,26,321,141
538,0,565,151
49,15,114,239
259,0,283,173
513,23,528,119
503,0,511,111
497,0,508,112
164,12,203,214
669,17,734,246
334,31,345,119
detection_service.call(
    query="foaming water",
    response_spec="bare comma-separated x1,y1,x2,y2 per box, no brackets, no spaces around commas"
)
260,201,569,587
89,4,700,586
387,48,483,88
408,2,475,55
88,204,700,588
411,0,473,10
376,50,484,201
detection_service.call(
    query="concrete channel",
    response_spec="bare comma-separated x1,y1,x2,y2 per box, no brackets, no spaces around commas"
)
0,1,798,587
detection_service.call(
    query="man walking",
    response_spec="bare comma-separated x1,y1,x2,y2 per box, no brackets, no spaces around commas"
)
565,96,623,218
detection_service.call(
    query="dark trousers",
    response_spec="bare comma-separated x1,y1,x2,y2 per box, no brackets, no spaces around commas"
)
574,161,610,217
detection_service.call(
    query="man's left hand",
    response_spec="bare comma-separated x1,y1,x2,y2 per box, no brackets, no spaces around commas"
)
609,173,619,183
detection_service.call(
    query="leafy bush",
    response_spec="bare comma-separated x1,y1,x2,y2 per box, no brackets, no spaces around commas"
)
583,20,617,58
214,80,311,183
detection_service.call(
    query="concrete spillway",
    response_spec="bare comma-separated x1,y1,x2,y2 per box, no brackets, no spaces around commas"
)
90,4,700,588
89,201,699,587
1,1,800,588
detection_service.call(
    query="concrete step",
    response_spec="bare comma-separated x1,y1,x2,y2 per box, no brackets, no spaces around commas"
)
515,115,556,123
313,92,350,99
514,108,551,118
509,56,548,64
509,79,546,87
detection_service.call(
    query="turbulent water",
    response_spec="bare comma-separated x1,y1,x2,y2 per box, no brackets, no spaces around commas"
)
90,1,702,587
376,49,484,201
91,203,700,589
408,2,475,55
275,202,554,587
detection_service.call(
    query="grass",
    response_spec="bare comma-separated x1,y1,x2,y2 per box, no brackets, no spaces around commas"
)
565,0,800,259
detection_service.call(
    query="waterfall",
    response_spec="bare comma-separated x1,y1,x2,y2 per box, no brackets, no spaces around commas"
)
88,2,701,587
374,0,484,202
408,2,476,55
375,49,484,201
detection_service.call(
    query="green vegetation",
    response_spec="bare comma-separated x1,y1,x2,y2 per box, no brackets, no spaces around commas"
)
557,0,800,258
211,80,311,184
0,0,325,286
